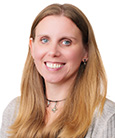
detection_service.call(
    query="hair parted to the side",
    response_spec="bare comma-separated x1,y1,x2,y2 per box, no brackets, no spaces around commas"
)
8,3,107,138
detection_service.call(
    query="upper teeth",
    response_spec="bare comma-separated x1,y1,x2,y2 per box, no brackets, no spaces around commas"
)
46,63,63,69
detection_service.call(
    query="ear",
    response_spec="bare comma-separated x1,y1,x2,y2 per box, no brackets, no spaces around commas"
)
29,38,34,58
82,49,88,62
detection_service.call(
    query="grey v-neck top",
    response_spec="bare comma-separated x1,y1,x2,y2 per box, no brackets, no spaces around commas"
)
0,97,115,138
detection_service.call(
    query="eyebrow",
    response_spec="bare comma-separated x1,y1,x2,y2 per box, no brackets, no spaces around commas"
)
37,34,49,37
37,34,77,41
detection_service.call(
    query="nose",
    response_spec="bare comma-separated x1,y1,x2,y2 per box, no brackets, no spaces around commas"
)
48,42,61,57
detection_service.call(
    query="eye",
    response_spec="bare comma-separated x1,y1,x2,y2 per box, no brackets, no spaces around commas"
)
61,39,72,46
41,37,49,44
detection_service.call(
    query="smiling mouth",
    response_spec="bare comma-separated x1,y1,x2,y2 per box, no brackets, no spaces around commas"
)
45,62,65,69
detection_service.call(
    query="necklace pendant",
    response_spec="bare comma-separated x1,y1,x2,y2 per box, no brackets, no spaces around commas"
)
47,101,50,107
52,106,57,113
52,102,57,113
46,98,66,113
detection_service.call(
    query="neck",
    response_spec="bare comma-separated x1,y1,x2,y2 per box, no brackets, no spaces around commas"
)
45,80,74,101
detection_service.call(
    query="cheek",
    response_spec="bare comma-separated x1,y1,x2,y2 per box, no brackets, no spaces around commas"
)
67,48,84,64
33,46,45,61
33,47,45,73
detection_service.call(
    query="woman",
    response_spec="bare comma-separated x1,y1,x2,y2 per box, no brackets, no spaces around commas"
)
0,3,115,138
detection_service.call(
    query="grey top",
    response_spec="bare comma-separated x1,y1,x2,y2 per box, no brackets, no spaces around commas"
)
0,97,115,138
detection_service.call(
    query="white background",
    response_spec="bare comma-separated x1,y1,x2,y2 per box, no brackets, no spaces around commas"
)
0,0,115,125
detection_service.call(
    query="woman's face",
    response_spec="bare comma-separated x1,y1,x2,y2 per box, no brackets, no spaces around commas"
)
30,15,88,85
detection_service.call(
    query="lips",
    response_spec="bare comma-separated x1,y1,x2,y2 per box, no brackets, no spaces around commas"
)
45,62,65,69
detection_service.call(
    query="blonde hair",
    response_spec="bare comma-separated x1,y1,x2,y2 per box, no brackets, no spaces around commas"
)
9,4,107,138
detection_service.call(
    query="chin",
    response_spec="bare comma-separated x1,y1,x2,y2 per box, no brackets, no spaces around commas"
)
44,77,65,84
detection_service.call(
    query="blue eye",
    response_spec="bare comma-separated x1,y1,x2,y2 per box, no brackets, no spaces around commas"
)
41,38,49,44
62,40,71,46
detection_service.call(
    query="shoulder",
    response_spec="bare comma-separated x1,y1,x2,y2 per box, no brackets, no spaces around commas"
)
94,98,115,124
3,97,20,122
86,99,115,138
3,97,20,113
92,99,115,124
101,98,115,121
0,97,20,138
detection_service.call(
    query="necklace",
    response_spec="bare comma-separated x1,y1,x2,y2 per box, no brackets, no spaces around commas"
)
46,98,66,113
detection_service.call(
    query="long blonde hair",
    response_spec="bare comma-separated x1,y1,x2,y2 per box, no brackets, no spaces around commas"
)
9,4,107,138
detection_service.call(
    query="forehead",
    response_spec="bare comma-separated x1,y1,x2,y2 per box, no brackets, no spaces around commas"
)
35,15,82,37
